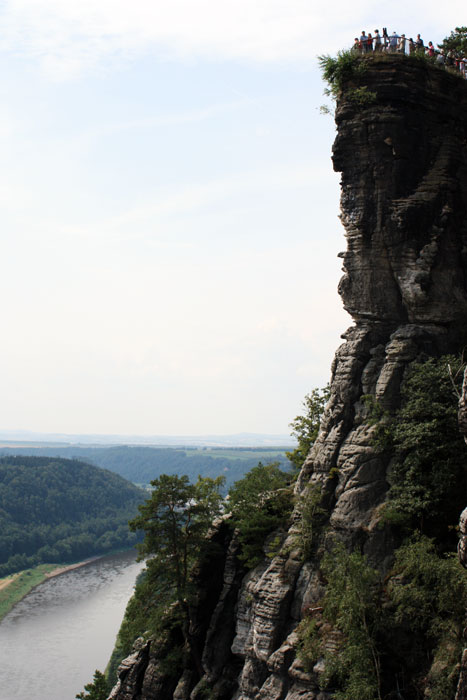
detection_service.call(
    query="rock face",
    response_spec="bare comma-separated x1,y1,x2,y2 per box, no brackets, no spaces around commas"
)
108,56,467,700
459,370,467,568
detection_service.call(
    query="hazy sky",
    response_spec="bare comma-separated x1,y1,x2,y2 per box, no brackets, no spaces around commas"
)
0,1,462,436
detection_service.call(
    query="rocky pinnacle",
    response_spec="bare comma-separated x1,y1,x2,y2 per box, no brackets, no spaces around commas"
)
108,55,467,700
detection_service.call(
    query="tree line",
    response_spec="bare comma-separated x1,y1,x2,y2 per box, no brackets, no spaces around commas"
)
0,445,290,489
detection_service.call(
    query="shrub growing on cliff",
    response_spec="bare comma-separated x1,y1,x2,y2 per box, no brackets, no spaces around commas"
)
377,355,466,541
294,483,327,559
388,535,467,700
298,543,383,700
297,536,467,700
286,385,330,472
318,51,365,97
227,462,293,568
346,86,377,105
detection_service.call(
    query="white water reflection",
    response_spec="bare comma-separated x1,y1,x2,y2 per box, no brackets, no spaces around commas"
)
0,550,144,700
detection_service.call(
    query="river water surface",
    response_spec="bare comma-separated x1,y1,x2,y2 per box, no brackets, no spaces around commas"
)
0,550,144,700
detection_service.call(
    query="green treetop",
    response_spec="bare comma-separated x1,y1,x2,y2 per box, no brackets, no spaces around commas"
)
76,670,109,700
227,461,293,568
438,27,467,55
286,385,330,471
130,473,224,606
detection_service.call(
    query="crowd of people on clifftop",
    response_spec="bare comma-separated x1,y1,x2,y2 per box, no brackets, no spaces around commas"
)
352,29,467,78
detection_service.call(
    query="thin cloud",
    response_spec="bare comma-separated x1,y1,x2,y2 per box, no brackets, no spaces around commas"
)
56,163,335,243
2,0,458,79
83,98,258,138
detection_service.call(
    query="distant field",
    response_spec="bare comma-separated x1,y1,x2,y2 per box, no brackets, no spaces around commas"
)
185,448,290,460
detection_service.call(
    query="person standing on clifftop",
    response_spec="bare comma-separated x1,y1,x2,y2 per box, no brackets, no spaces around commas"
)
459,57,466,78
389,32,399,52
415,34,424,52
360,31,368,53
382,27,389,50
398,34,406,54
374,29,382,51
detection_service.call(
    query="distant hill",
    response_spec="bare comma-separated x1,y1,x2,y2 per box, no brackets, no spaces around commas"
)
0,445,292,488
0,430,295,447
0,456,145,577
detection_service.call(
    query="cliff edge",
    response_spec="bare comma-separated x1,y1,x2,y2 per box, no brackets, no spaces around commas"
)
108,55,467,700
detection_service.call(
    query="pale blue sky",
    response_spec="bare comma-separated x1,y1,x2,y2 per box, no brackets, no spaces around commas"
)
0,1,462,436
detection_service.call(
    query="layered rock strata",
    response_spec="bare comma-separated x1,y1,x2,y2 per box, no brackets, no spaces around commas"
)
456,371,467,700
108,55,467,700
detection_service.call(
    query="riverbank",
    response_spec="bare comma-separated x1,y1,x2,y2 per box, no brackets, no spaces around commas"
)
0,565,57,621
0,555,109,622
44,555,102,580
0,550,143,700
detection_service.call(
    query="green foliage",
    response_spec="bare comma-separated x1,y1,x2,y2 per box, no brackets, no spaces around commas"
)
112,568,163,657
106,567,184,686
388,535,467,700
76,670,109,700
318,51,367,99
294,483,327,559
438,26,467,56
346,86,377,105
361,394,390,436
227,462,293,568
123,474,225,681
322,544,382,700
319,32,467,115
298,543,382,700
297,616,321,667
286,385,330,471
376,355,466,538
0,456,144,577
130,474,224,606
298,535,467,700
390,536,467,633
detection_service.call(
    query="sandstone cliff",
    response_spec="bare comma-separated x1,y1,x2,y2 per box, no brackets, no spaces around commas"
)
108,55,467,700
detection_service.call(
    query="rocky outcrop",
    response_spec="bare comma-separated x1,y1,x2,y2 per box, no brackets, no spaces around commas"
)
456,370,467,700
108,56,467,700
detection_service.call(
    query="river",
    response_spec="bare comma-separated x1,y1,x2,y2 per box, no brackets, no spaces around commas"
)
0,550,144,700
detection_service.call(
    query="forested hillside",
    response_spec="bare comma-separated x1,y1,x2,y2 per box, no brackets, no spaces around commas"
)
0,445,290,488
0,456,144,577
